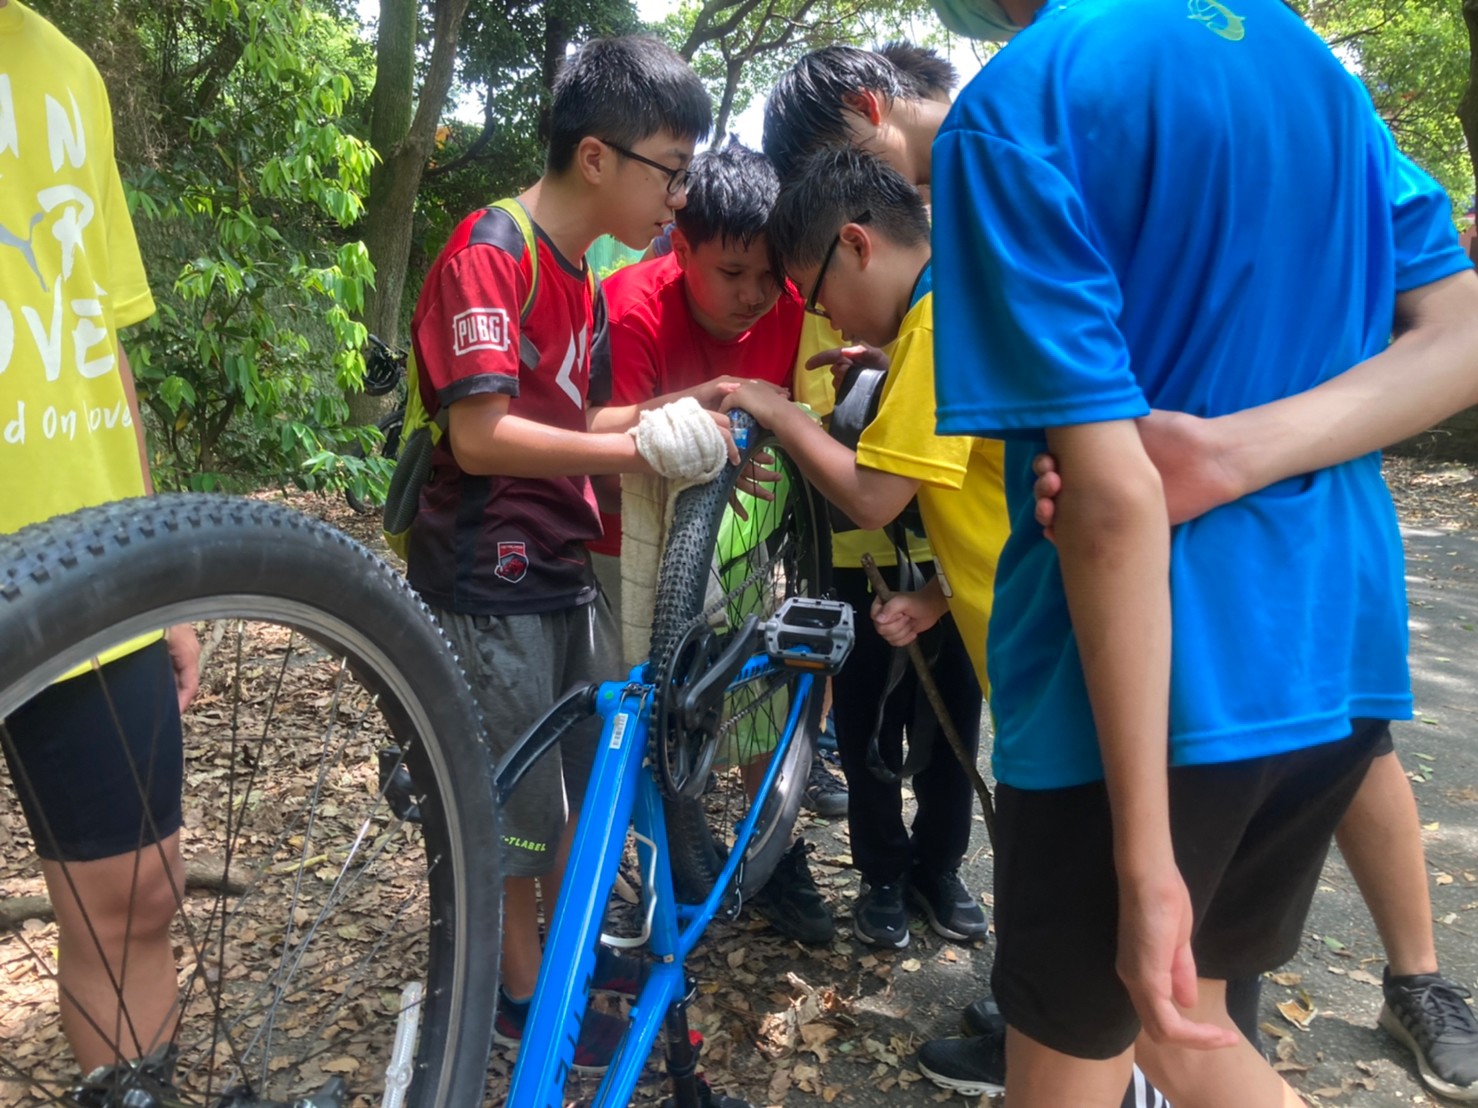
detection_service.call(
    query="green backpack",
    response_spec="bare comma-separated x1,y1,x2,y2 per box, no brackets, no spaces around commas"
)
382,198,594,560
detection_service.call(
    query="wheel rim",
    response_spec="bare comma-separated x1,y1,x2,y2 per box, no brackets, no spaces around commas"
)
658,433,827,900
0,501,490,1108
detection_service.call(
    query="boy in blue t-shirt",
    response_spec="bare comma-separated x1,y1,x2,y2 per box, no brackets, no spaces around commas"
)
926,0,1478,1104
766,28,1478,1106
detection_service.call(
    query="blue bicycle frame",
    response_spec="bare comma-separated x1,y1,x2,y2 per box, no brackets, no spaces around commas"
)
503,657,813,1108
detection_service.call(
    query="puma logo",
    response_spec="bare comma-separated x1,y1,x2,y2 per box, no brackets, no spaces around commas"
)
0,211,46,292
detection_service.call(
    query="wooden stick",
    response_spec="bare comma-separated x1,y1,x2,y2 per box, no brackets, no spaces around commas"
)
0,861,247,928
860,552,997,850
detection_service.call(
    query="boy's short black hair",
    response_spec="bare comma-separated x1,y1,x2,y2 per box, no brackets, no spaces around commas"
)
673,141,780,251
767,146,929,275
548,36,712,174
876,41,958,102
762,46,907,181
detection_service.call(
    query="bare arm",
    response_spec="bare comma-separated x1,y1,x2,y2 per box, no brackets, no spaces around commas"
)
720,384,918,530
1046,419,1237,1051
449,392,654,478
1212,269,1478,494
119,343,201,709
587,376,785,435
1034,270,1478,529
118,345,154,494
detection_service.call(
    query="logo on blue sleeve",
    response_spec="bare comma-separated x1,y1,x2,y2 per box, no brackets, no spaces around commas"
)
1188,0,1245,40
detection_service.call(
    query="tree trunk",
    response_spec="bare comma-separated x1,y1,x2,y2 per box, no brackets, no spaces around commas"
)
715,57,743,138
352,0,472,425
1463,0,1478,263
539,10,570,144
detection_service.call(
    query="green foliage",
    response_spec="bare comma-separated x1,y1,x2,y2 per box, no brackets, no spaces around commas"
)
401,0,640,311
657,0,946,135
127,2,377,490
29,0,1474,495
34,0,378,491
1295,0,1473,215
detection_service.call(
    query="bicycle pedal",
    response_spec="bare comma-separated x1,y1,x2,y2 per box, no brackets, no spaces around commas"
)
761,597,854,674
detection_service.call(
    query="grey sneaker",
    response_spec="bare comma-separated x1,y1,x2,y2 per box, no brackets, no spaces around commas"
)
910,866,988,942
1380,968,1478,1100
802,753,848,817
853,880,909,948
750,839,835,944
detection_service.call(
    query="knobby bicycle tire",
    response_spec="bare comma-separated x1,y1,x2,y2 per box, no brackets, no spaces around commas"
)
0,495,499,1107
652,412,830,902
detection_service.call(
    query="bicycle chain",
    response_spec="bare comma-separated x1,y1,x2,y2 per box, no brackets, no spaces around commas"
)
647,530,797,771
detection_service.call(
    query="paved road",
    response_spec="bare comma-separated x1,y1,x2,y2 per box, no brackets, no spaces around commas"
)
710,525,1478,1107
1277,526,1478,1107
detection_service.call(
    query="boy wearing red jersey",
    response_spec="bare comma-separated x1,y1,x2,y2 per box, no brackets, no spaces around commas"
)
406,36,728,1074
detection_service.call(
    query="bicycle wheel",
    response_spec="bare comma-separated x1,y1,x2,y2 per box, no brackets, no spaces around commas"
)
344,410,405,514
653,412,830,903
0,496,499,1107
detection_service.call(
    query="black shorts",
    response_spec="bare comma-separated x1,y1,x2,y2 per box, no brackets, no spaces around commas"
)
1,640,184,862
991,719,1386,1060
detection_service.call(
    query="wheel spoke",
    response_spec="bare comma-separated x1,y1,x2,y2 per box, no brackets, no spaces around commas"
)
0,495,500,1107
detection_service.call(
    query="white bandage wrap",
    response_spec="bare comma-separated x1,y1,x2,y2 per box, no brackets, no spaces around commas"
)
618,472,666,665
628,396,729,482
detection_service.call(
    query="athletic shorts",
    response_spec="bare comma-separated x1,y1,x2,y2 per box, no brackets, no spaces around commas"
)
991,719,1387,1059
2,640,185,862
436,595,622,878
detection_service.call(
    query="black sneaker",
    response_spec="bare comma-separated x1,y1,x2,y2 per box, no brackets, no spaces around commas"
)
852,880,909,948
493,987,628,1075
960,994,1006,1038
917,1033,1006,1097
750,839,836,944
909,866,988,942
921,1022,1167,1107
1379,968,1478,1100
591,944,648,998
802,753,848,817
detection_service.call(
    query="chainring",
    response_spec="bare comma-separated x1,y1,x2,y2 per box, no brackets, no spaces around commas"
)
654,621,726,801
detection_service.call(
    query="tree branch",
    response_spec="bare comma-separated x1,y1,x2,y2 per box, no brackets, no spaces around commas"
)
680,0,767,58
1461,0,1478,212
424,104,499,179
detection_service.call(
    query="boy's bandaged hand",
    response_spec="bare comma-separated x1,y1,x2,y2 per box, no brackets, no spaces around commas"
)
629,395,736,481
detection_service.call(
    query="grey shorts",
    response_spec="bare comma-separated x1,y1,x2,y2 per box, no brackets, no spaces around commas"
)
435,594,622,877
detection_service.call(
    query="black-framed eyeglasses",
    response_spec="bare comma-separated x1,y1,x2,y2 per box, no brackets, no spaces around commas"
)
602,139,690,196
804,210,871,319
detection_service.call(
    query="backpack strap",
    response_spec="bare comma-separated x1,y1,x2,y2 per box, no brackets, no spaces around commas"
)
489,198,541,324
489,196,599,311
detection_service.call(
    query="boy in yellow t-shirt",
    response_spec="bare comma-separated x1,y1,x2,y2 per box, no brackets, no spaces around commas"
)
725,147,1007,949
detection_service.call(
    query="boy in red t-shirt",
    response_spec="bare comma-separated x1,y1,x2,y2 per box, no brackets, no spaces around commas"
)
594,142,846,944
406,36,737,1075
593,141,800,563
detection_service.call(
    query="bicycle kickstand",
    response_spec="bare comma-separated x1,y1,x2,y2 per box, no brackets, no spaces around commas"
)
659,991,753,1108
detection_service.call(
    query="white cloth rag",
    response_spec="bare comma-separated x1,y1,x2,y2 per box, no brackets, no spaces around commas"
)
628,396,729,482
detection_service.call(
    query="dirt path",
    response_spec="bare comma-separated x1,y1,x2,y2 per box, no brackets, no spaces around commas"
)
290,459,1478,1107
